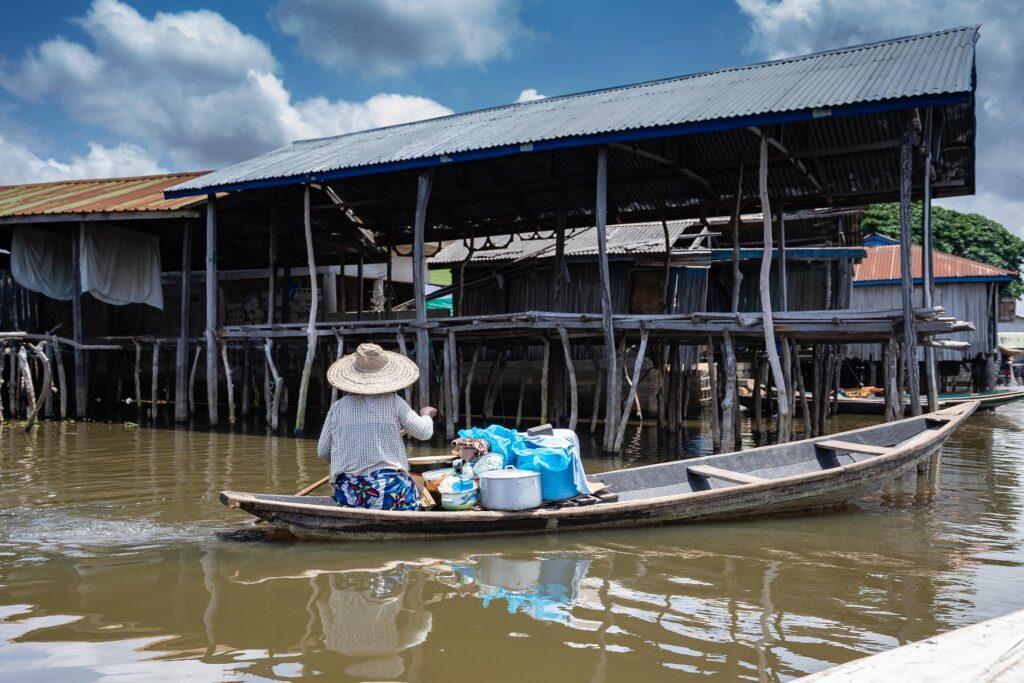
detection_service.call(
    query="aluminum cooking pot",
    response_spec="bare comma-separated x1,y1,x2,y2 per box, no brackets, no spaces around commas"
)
478,466,542,511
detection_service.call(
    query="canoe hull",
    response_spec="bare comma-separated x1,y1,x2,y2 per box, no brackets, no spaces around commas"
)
221,402,976,541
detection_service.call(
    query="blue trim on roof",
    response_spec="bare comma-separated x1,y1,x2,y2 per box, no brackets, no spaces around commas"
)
863,233,901,246
710,247,866,260
164,92,971,199
854,275,1015,286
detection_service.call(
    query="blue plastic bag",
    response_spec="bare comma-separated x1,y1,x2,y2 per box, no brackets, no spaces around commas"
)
457,424,520,466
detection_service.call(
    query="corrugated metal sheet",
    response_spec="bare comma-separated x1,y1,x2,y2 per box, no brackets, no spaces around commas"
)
847,281,995,360
0,173,206,218
169,26,978,196
430,221,695,265
853,244,1015,283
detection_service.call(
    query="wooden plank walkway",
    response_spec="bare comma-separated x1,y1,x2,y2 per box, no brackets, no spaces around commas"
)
797,607,1024,681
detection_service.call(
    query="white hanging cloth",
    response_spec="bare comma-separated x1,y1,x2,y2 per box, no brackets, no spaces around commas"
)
10,226,73,300
79,223,164,309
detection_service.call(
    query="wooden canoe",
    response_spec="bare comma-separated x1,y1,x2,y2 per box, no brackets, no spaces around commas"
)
834,386,1024,415
220,401,977,541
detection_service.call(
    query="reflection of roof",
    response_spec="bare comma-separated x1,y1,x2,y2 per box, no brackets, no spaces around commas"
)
430,221,697,265
0,172,206,219
853,244,1016,285
168,26,978,197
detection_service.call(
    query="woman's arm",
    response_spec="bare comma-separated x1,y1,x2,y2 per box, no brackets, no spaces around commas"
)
397,395,434,440
317,401,340,460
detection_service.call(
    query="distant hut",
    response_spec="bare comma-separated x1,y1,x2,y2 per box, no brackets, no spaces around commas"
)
846,233,1015,390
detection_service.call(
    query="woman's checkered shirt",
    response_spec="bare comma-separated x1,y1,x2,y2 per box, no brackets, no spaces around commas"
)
317,392,434,479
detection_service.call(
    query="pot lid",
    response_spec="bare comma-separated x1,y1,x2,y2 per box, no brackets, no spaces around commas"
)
479,467,539,480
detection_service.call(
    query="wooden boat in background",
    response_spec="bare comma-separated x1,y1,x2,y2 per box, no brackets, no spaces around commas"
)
835,385,1024,415
221,402,977,541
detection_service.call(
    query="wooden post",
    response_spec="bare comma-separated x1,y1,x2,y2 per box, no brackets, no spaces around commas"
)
150,341,160,421
220,340,235,426
539,339,551,425
590,366,605,435
17,347,35,425
596,147,618,451
777,208,789,312
898,128,922,416
50,336,66,420
205,196,219,426
240,342,251,419
757,134,791,441
921,110,939,412
330,330,344,405
731,168,743,314
395,330,412,404
24,342,51,430
175,220,192,423
295,185,319,435
356,251,365,320
263,338,283,430
413,170,433,407
483,349,507,421
8,346,17,419
884,335,900,422
133,339,143,420
706,339,721,451
795,344,811,436
447,331,459,425
557,325,578,431
443,335,455,440
188,346,200,416
613,326,649,451
71,222,87,418
752,346,763,429
463,345,480,428
720,330,737,452
515,367,527,428
780,338,792,441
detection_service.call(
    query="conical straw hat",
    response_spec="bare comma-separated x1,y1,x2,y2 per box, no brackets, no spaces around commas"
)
327,343,419,395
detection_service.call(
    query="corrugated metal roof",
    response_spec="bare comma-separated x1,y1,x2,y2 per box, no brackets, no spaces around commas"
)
0,173,206,218
430,221,698,265
168,26,978,197
853,244,1016,283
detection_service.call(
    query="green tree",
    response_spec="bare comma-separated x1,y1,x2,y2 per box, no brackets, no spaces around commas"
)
861,203,1024,298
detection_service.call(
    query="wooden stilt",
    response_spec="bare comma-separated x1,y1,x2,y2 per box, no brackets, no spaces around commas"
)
730,167,744,313
780,337,792,442
395,330,412,404
614,326,649,451
680,352,690,424
720,330,737,451
50,335,66,420
795,345,811,436
413,170,434,408
443,335,455,440
72,222,87,419
447,331,459,425
330,330,344,405
539,340,551,425
595,147,618,451
241,342,251,419
150,341,160,421
757,135,791,441
557,325,578,431
706,338,721,451
205,197,219,426
898,128,922,416
657,346,668,430
7,347,16,419
263,338,283,430
884,336,900,422
220,340,235,426
752,346,763,430
24,342,51,429
590,366,605,435
18,347,35,425
175,219,192,423
483,349,507,421
463,345,480,428
133,339,143,420
665,344,678,434
295,185,318,435
189,345,201,416
921,110,939,412
515,367,526,428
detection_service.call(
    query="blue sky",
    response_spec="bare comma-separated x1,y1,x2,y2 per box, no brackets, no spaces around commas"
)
1,1,1021,232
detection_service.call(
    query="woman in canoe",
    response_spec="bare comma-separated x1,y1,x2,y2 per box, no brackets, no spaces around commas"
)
319,343,436,511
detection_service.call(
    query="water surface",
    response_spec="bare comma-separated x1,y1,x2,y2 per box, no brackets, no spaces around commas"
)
0,407,1022,681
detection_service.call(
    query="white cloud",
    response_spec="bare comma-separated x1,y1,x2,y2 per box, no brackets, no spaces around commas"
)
0,0,453,170
272,0,527,78
0,135,165,184
515,88,545,103
736,0,1024,234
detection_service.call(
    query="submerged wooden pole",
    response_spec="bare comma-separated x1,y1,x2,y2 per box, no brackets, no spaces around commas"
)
295,185,319,435
595,147,619,451
50,335,66,420
24,342,51,430
205,196,219,426
757,134,791,441
898,128,922,417
705,339,721,451
795,345,811,436
175,219,192,423
150,341,160,421
17,347,35,425
720,330,738,452
557,325,578,431
590,366,605,435
413,170,434,407
188,345,201,416
133,339,143,419
614,327,649,451
884,336,900,422
220,340,235,426
263,338,283,431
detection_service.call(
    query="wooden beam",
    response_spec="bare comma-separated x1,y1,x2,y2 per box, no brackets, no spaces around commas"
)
596,147,619,451
614,326,649,451
175,219,192,423
687,464,767,485
72,222,86,418
413,170,434,407
205,196,219,426
295,185,319,435
898,129,923,416
816,439,892,455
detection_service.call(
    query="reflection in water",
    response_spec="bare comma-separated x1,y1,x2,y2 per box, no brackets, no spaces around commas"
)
0,406,1022,681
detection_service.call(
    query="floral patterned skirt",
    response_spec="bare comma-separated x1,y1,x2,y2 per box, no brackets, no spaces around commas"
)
332,469,421,511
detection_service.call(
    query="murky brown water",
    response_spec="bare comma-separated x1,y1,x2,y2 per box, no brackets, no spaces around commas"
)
1,406,1022,682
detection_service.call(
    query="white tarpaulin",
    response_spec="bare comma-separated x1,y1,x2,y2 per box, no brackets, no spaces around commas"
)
80,223,163,309
10,226,73,300
10,224,163,309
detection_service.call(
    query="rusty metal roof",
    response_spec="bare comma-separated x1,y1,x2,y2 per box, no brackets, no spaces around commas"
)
0,172,207,219
430,221,701,265
853,244,1016,284
168,25,978,198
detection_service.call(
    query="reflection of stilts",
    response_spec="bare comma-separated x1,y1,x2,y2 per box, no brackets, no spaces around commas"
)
756,561,780,683
201,548,218,657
